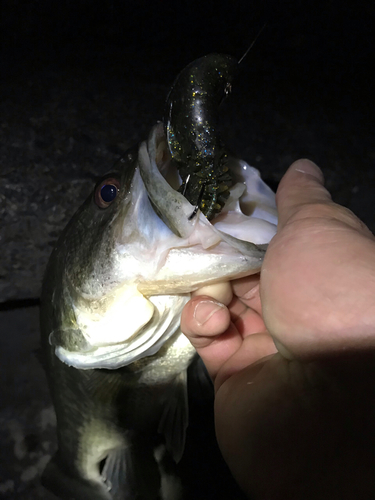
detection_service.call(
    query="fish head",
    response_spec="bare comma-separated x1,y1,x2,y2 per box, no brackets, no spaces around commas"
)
44,123,277,370
58,148,138,298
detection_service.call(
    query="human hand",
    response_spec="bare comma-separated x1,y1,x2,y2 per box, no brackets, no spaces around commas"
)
181,160,375,499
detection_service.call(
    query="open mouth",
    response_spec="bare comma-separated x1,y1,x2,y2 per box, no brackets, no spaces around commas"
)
139,122,278,247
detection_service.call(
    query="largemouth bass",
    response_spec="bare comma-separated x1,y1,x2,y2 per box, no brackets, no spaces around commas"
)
40,62,277,500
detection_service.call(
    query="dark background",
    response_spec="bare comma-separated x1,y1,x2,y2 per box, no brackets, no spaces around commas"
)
0,0,374,498
1,0,374,302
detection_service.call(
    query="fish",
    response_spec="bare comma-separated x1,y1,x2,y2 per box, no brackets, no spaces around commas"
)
40,59,278,500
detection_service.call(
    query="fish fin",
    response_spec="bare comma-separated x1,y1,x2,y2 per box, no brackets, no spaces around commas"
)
102,445,161,500
42,453,112,500
154,445,183,500
101,447,129,500
158,370,189,463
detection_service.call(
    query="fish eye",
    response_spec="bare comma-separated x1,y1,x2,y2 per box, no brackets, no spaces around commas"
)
94,177,120,208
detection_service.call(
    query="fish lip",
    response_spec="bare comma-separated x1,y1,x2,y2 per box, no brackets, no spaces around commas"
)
138,122,200,239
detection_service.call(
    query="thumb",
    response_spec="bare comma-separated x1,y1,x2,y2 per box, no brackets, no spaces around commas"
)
276,159,372,236
276,159,330,230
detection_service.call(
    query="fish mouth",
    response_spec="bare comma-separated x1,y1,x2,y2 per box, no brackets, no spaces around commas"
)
138,122,277,264
129,122,278,295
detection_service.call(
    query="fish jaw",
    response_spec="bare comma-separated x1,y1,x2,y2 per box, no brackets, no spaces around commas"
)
55,294,191,370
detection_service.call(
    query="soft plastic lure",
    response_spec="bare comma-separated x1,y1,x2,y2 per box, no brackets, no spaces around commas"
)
164,26,266,221
164,53,237,220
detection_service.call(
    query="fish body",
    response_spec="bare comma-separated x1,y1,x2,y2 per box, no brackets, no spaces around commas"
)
41,59,278,499
165,54,238,220
41,146,195,500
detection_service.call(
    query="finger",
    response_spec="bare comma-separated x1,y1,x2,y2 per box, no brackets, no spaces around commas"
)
231,274,262,314
181,296,244,379
276,159,330,229
198,323,246,381
233,305,266,337
192,281,233,306
228,296,266,336
214,333,277,391
181,295,268,380
180,296,231,348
